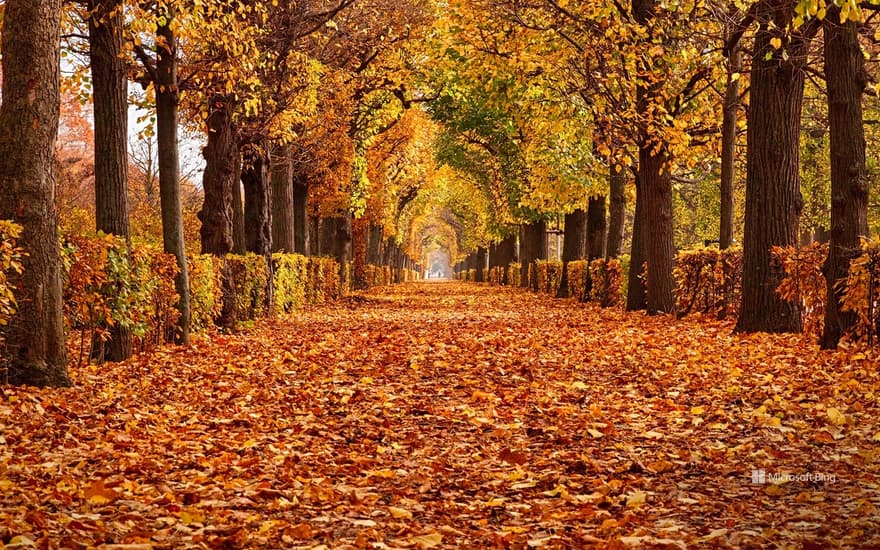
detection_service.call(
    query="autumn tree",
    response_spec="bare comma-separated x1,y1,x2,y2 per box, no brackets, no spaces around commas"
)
0,0,71,387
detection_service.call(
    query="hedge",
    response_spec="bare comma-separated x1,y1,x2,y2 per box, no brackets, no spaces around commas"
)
673,246,742,319
535,260,563,295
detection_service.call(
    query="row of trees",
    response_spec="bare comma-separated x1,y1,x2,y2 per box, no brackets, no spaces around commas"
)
0,0,432,386
414,0,877,349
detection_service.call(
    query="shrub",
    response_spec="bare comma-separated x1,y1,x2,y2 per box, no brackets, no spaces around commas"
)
273,254,308,314
227,254,269,321
535,260,563,295
507,263,521,287
673,246,743,318
189,254,223,332
566,260,589,302
841,237,880,343
773,242,828,339
590,258,622,307
0,221,24,333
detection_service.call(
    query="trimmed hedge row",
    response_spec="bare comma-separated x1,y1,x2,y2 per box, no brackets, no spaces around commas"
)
673,246,743,319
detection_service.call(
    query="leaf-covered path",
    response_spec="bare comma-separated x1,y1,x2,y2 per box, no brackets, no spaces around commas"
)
2,281,880,548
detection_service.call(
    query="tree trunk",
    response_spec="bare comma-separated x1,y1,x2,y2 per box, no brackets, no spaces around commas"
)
232,167,246,255
318,217,336,257
156,7,190,344
557,209,587,298
475,247,487,282
640,148,676,314
241,148,273,315
293,170,309,255
0,0,69,387
626,176,648,311
89,0,131,362
821,16,869,349
736,13,805,334
520,220,547,289
242,151,272,256
607,159,626,258
368,223,384,265
352,216,368,288
720,44,741,250
587,196,607,260
335,214,353,287
198,98,236,256
271,145,294,253
495,234,516,285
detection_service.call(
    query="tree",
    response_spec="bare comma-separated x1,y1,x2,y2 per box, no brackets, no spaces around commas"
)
88,0,132,361
0,0,71,387
821,12,869,348
733,0,814,333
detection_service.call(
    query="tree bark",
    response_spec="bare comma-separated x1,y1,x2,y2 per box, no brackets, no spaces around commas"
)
293,170,309,255
640,149,676,313
557,209,587,298
271,145,295,253
736,10,805,333
352,216,368,288
499,234,517,284
626,176,648,311
198,98,236,256
89,0,131,361
0,0,70,387
520,220,547,289
241,148,273,315
587,196,607,260
368,223,384,265
821,16,869,349
720,44,741,250
606,161,625,258
335,214,353,286
232,167,246,255
475,247,487,282
318,217,336,257
156,6,190,344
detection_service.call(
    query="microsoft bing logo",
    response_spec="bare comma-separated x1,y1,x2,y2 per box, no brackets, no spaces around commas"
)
751,469,766,484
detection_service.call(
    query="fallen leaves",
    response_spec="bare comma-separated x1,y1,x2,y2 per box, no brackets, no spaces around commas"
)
0,281,878,547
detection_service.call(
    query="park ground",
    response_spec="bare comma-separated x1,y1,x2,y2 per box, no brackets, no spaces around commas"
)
1,281,879,548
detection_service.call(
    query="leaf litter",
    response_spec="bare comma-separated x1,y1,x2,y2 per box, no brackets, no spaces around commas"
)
1,281,879,548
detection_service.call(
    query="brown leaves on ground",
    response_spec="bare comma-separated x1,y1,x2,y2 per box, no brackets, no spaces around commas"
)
1,281,879,548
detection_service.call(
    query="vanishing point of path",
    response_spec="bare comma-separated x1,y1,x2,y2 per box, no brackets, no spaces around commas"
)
2,282,879,548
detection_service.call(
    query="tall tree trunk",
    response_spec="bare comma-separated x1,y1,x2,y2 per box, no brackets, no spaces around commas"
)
495,233,517,285
607,161,625,258
231,167,246,255
197,98,237,328
241,148,273,315
89,0,131,362
520,220,547,289
293,170,309,255
640,149,676,314
352,216,368,288
335,214,353,287
319,217,336,257
627,176,648,311
271,145,294,253
821,16,869,349
557,209,587,298
475,247,487,282
156,7,190,344
587,196,607,260
736,11,805,334
198,98,235,256
368,223,384,265
0,0,70,387
720,44,741,250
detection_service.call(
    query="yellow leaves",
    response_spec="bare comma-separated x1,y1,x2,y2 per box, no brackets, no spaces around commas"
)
826,406,847,426
389,506,413,519
625,490,647,508
83,479,120,505
770,37,783,50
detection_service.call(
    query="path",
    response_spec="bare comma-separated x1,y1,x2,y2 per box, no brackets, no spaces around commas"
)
1,281,878,548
